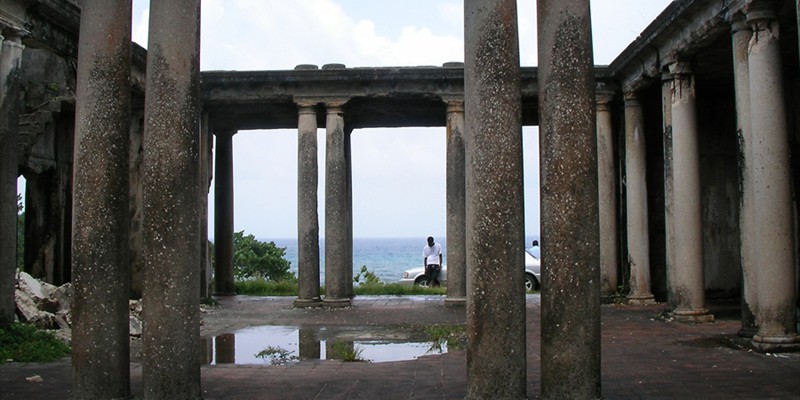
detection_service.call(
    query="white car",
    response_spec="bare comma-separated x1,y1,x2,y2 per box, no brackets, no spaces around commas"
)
399,250,541,292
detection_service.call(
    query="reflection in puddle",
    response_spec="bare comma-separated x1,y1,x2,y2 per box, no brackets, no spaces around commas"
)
200,326,447,365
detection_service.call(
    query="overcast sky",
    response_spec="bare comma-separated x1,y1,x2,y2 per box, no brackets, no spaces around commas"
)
124,0,670,240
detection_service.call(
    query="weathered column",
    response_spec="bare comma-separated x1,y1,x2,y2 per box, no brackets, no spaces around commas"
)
538,1,601,398
295,100,321,307
596,83,618,301
662,71,676,310
130,109,145,299
465,0,526,398
731,14,758,337
323,101,351,307
0,31,22,328
445,97,466,305
70,2,132,397
213,130,236,296
623,92,655,305
141,0,203,397
199,113,212,299
345,126,354,298
668,61,713,323
746,3,800,352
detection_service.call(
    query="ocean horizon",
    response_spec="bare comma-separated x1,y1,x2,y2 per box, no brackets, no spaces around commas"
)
262,236,541,284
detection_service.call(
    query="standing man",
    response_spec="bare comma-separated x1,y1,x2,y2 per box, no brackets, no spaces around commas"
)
423,236,443,286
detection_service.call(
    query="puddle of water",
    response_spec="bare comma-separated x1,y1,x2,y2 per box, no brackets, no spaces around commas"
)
200,325,447,365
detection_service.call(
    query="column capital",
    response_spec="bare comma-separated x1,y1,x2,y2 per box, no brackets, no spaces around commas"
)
445,98,465,113
745,1,778,26
667,60,693,76
214,129,236,138
730,12,749,33
595,82,617,106
293,96,322,109
623,90,640,105
442,95,464,103
324,98,349,112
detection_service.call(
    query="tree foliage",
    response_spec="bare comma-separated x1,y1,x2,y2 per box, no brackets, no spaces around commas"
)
233,231,293,281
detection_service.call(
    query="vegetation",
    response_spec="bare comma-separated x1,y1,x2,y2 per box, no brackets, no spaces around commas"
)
0,323,70,363
233,263,447,296
351,265,446,295
255,346,298,365
424,324,466,352
235,278,300,296
353,265,381,286
233,231,294,281
353,283,445,296
328,341,365,362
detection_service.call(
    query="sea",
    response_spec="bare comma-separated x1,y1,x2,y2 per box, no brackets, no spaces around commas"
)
265,236,541,284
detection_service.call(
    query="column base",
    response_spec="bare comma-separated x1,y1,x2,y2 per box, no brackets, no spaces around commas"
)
672,308,714,323
751,333,800,353
322,297,352,308
601,294,619,304
738,326,759,338
293,298,322,308
444,296,466,307
626,293,656,305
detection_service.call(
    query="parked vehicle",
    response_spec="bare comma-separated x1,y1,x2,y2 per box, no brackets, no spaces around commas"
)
399,250,541,292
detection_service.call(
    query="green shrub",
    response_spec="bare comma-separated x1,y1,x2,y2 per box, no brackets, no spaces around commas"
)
232,232,293,281
0,323,70,363
255,346,298,365
353,265,382,286
328,341,365,362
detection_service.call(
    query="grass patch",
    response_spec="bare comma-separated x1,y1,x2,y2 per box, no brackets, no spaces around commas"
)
0,323,70,363
328,341,365,362
236,278,299,296
354,283,446,296
235,278,446,296
425,324,466,351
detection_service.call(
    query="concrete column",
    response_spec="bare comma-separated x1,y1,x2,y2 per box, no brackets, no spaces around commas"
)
199,113,212,299
596,83,618,301
662,72,676,310
0,31,22,328
746,3,800,352
668,61,713,323
323,101,351,307
213,130,236,296
70,2,132,397
538,1,601,398
624,92,655,305
345,126,354,298
141,0,203,397
295,101,321,307
465,1,526,398
731,14,758,337
130,109,145,299
444,98,466,305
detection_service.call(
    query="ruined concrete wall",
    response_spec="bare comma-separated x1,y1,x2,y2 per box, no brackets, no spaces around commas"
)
19,48,75,285
642,84,668,302
638,79,741,302
129,110,144,298
697,81,740,299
